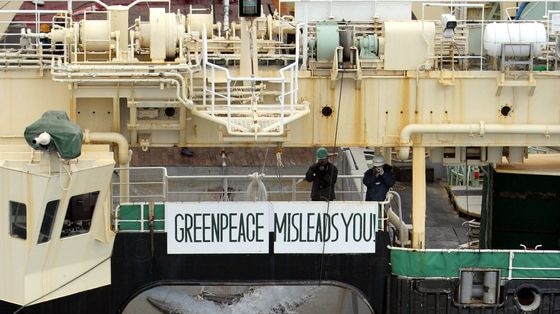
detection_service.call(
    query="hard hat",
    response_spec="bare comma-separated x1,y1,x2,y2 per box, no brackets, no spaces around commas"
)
40,23,51,33
372,155,385,167
316,147,328,160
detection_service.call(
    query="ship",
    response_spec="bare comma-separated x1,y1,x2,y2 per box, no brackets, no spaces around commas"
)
1,0,560,313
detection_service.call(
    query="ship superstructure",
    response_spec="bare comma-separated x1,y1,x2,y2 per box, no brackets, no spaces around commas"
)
2,0,560,313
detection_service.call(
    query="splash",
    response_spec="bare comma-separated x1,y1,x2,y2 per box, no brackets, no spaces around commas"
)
146,286,317,314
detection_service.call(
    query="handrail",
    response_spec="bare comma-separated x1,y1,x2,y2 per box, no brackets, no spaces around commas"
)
115,199,390,234
200,24,305,137
111,166,396,234
111,167,371,204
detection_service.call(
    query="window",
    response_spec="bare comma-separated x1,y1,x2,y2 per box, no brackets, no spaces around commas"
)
61,191,99,238
10,201,27,239
38,200,59,244
239,0,261,17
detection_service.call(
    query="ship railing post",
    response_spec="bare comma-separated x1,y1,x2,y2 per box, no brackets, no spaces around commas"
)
140,203,145,232
120,164,130,204
163,167,168,202
377,203,384,232
412,146,426,249
508,251,514,280
114,205,120,232
292,178,297,201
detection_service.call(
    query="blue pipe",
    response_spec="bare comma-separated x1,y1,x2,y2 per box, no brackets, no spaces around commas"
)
515,2,528,20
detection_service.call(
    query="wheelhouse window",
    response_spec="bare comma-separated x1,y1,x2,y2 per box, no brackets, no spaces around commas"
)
38,200,59,244
10,201,27,239
61,191,99,238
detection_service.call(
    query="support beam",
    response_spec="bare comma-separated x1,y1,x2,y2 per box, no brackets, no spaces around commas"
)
412,146,426,249
382,147,392,166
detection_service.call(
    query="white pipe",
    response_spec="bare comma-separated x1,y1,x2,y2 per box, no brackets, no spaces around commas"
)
53,75,193,109
1,52,57,58
398,121,560,160
387,190,407,246
84,128,131,203
50,63,198,82
51,69,194,109
83,130,130,165
0,66,48,70
0,60,51,65
55,63,195,72
0,9,68,13
126,0,168,10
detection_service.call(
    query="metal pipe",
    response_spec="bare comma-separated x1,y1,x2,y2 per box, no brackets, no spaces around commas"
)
483,271,498,304
412,146,426,249
460,271,474,303
126,0,168,10
398,121,560,160
51,72,194,109
55,63,194,72
0,59,51,65
83,130,132,203
387,191,408,247
83,130,130,165
0,9,68,14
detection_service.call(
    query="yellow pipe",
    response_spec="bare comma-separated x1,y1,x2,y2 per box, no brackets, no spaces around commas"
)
412,146,426,249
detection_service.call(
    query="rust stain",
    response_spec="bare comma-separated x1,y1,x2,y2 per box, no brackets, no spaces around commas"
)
354,80,363,145
400,78,410,130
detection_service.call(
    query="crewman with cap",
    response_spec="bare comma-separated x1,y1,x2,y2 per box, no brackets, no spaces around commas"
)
305,147,338,201
363,155,395,201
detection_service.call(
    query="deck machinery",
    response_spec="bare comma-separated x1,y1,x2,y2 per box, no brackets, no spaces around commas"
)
1,0,560,313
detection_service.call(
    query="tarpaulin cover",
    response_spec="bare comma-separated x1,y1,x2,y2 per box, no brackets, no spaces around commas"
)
24,111,82,159
391,249,509,278
391,249,560,279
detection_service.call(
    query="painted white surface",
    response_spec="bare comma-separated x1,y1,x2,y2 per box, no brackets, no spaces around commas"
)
293,1,411,22
165,201,378,254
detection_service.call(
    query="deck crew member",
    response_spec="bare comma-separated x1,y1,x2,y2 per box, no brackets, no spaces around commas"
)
305,147,338,201
363,155,395,201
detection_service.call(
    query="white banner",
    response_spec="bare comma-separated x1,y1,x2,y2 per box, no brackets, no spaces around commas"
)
165,202,270,254
165,202,378,254
273,202,377,254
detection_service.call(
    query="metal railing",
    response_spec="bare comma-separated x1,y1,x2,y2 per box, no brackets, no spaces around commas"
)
111,166,371,204
111,166,402,233
199,24,308,137
113,200,390,234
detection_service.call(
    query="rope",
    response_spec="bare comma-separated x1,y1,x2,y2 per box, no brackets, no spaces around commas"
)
12,256,111,314
59,159,73,191
319,69,344,283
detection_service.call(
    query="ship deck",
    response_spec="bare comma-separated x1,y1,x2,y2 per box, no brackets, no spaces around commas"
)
128,147,470,249
398,181,470,249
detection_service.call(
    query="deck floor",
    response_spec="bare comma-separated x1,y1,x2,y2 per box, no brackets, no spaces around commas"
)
396,181,470,249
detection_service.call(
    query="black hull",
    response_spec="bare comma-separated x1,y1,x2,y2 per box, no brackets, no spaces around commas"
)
6,230,560,313
1,231,391,313
387,276,560,313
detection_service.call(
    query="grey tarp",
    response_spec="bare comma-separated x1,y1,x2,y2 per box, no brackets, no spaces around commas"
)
24,111,83,159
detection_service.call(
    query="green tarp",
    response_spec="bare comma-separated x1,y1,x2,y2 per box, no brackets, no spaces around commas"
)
24,111,82,159
118,203,165,231
391,249,560,279
391,250,509,278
